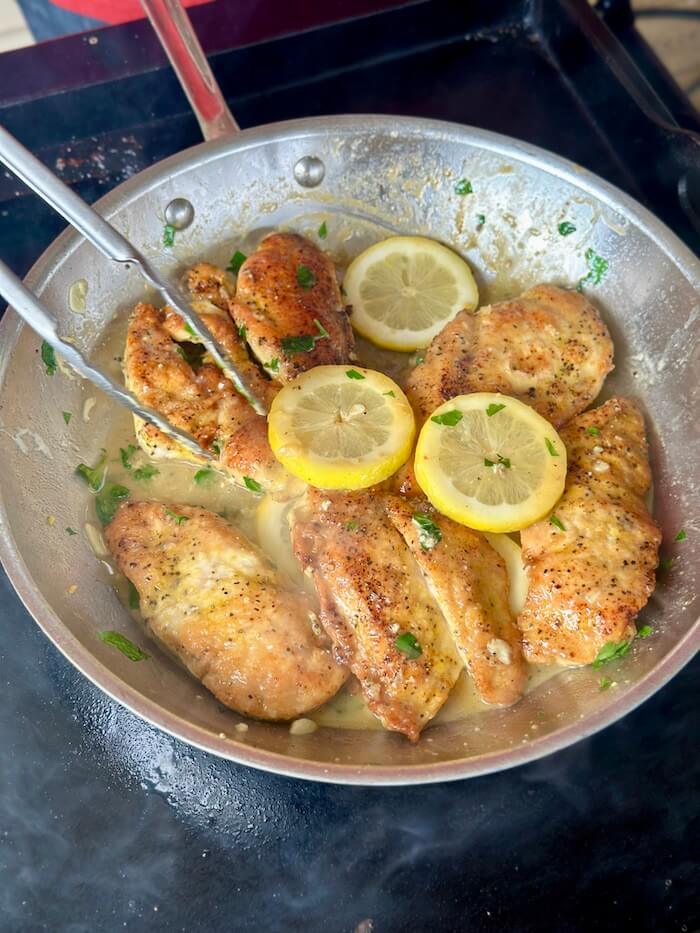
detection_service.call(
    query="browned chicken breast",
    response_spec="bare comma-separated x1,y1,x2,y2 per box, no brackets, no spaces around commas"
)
405,284,614,427
517,397,661,665
386,496,527,706
232,233,355,381
105,501,348,719
290,488,462,741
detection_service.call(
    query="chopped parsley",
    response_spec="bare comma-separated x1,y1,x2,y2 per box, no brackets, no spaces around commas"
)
486,402,506,417
476,213,486,229
485,454,511,469
383,390,396,398
577,248,609,291
598,676,612,692
265,358,280,373
165,509,189,525
238,324,247,339
65,527,77,536
95,483,129,526
281,335,315,354
674,529,686,541
346,369,365,380
430,409,463,426
592,640,630,669
454,178,473,196
314,318,330,339
62,411,72,425
414,353,425,366
211,440,222,455
395,632,422,659
637,624,653,638
412,512,442,550
120,444,137,470
297,264,316,289
545,438,559,457
133,464,159,481
549,514,565,532
163,224,176,247
243,476,263,493
127,580,140,610
558,221,576,236
586,426,600,436
227,250,247,274
184,322,196,337
41,340,57,376
75,453,107,491
344,520,358,532
658,556,673,571
194,468,214,485
317,221,328,239
98,630,148,661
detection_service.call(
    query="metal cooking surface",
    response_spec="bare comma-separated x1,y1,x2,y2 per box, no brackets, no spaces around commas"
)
0,2,697,930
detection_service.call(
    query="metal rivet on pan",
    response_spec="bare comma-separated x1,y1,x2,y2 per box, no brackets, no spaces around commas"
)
293,156,325,188
164,198,195,230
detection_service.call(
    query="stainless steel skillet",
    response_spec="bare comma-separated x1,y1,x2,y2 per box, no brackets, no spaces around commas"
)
0,10,697,786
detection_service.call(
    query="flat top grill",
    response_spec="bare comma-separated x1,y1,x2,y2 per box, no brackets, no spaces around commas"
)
0,2,697,930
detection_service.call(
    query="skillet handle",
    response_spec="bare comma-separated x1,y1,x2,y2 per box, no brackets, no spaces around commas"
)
139,0,239,141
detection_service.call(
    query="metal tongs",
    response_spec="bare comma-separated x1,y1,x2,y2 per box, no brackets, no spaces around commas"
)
0,3,267,460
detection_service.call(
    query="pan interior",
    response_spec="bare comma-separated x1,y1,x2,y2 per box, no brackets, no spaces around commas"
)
0,118,697,781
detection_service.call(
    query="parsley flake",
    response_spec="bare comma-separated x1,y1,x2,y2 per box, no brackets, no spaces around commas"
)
346,369,365,380
238,324,247,340
395,632,422,659
133,464,159,481
98,630,148,662
412,512,442,550
558,221,576,236
243,476,263,493
383,390,396,398
211,440,222,456
658,556,673,571
41,340,57,376
95,483,129,526
674,529,686,541
297,265,316,289
127,580,140,611
120,444,137,470
549,514,565,532
476,213,486,229
65,527,77,536
75,453,107,491
598,676,612,692
486,454,511,469
545,438,559,457
344,520,358,532
318,221,328,239
454,178,473,196
577,248,609,291
314,318,330,339
430,409,463,426
265,358,280,373
586,426,600,436
486,402,506,417
163,224,176,247
62,411,72,425
592,640,630,669
194,468,214,485
281,335,315,354
414,353,425,366
184,322,196,337
637,624,653,638
227,250,247,274
165,509,189,525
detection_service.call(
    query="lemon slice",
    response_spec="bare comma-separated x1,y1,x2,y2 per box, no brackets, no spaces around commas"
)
343,236,478,351
268,365,415,490
484,533,528,616
415,393,567,533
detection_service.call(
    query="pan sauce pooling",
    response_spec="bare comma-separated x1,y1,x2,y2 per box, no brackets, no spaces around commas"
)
90,231,661,742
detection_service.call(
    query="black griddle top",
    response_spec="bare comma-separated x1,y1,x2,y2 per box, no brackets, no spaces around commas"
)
0,2,697,930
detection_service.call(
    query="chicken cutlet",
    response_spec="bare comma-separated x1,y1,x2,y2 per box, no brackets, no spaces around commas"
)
105,501,348,719
385,496,527,706
405,284,613,427
517,397,661,665
232,232,355,381
290,488,462,741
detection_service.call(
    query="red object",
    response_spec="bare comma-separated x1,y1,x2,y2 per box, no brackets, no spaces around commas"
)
49,0,212,26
